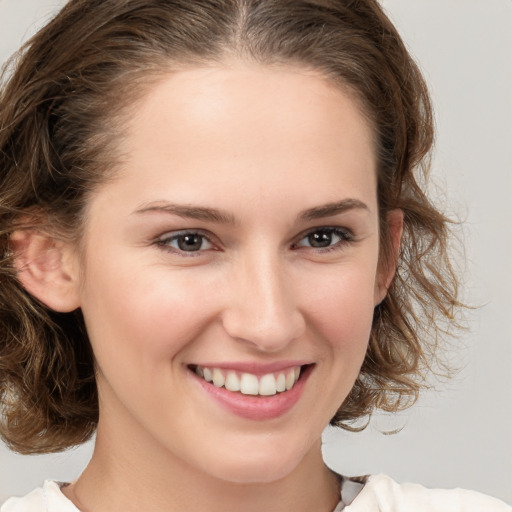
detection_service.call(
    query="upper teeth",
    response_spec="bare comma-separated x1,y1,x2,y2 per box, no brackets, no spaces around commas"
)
195,366,301,396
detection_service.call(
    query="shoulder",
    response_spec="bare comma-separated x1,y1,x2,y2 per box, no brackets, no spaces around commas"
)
346,474,512,512
1,481,78,512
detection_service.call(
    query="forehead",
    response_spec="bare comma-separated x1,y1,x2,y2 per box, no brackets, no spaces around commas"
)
101,64,377,218
124,64,374,156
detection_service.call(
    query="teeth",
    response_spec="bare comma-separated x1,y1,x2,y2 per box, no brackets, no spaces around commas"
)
225,371,241,392
285,369,295,390
240,373,259,395
203,367,213,382
276,373,286,392
212,368,225,387
194,365,303,396
259,374,277,396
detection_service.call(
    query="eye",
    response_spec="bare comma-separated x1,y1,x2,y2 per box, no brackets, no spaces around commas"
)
293,227,354,251
156,231,215,253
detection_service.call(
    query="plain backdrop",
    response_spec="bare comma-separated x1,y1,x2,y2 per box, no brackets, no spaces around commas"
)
0,0,511,505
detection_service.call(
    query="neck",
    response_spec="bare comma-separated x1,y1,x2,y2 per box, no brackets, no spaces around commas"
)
64,422,340,512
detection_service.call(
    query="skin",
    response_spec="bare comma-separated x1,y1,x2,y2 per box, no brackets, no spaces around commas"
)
16,64,401,512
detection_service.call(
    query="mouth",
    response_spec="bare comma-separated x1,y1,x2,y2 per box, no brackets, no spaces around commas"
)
187,363,314,420
189,364,305,397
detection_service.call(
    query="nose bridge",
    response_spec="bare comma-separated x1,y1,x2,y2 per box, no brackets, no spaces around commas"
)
222,246,305,351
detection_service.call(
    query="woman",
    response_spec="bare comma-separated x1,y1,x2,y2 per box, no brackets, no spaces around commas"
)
0,0,510,510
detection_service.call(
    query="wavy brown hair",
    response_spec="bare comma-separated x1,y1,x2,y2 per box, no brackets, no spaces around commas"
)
0,0,461,454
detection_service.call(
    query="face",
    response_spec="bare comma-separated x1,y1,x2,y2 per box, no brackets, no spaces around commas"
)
74,64,390,483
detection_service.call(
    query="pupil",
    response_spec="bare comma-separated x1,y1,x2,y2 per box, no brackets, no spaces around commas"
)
309,231,332,247
178,234,202,251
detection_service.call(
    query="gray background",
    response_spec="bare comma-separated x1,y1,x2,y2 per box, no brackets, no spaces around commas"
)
0,0,511,504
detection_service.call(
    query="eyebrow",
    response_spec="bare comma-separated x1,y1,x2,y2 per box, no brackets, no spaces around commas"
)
134,202,238,225
133,198,369,225
297,199,369,222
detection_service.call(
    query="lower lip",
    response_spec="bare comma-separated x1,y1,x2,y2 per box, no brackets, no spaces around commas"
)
190,365,313,421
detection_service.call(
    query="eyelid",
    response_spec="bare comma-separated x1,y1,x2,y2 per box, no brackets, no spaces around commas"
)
154,229,219,255
292,226,355,251
152,226,356,256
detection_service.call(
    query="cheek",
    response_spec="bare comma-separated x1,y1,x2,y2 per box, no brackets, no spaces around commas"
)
79,257,217,370
306,267,376,341
291,264,377,427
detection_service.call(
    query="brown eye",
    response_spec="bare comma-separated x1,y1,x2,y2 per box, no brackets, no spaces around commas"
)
294,227,353,251
177,234,204,251
308,231,335,248
157,231,214,253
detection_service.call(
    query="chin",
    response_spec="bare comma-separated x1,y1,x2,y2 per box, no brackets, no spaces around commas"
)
196,435,314,485
212,459,301,485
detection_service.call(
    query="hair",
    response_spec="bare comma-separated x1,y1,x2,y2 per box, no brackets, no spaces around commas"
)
0,0,462,454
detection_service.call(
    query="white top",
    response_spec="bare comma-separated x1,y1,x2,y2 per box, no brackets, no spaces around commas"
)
1,474,510,511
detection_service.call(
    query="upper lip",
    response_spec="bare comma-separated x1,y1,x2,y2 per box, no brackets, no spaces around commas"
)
188,360,312,376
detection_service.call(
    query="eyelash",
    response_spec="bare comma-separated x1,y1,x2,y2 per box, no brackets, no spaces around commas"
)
154,227,355,256
154,229,215,257
292,227,355,253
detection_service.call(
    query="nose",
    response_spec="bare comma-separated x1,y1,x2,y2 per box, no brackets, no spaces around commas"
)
221,251,306,352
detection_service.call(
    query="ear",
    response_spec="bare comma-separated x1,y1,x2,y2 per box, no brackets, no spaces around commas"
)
374,209,404,305
9,229,81,312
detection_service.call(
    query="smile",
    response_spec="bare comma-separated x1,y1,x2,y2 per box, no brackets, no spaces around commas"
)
194,365,301,396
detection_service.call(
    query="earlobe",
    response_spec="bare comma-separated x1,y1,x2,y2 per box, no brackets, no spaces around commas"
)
374,209,404,305
9,229,81,312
